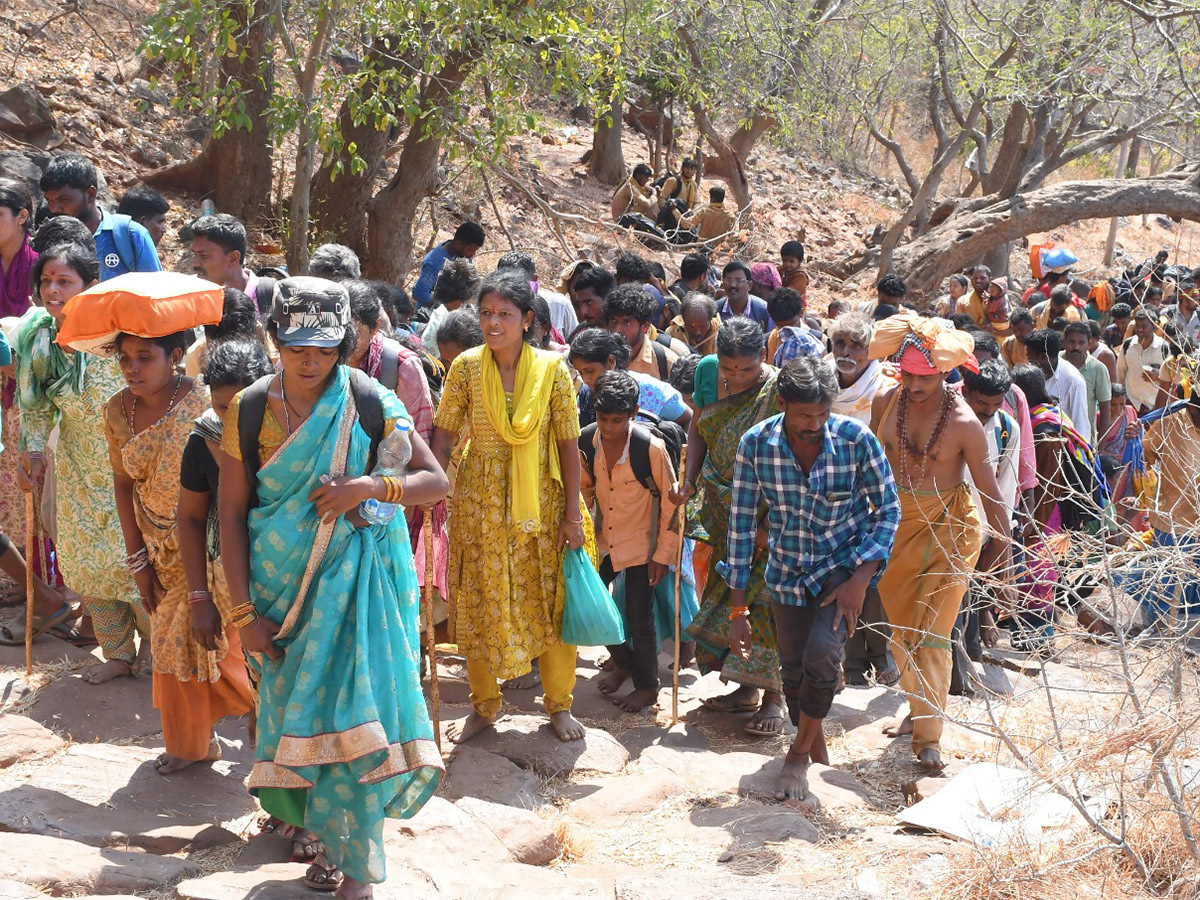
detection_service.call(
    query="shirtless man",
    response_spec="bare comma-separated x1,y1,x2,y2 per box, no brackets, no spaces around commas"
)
870,321,1012,771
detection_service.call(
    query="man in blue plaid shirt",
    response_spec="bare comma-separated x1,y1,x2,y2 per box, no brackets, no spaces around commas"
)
725,357,899,802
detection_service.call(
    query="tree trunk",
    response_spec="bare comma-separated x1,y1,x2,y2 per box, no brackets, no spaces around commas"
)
588,90,625,185
892,166,1200,294
365,51,476,284
142,1,274,223
693,106,752,211
286,117,318,273
310,40,403,258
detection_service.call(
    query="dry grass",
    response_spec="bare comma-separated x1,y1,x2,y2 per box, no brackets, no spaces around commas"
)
0,654,95,716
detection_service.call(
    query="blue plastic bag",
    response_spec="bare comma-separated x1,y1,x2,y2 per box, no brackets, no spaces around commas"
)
561,547,626,646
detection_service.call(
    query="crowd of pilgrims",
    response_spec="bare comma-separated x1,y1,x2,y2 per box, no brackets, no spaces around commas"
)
0,152,1198,899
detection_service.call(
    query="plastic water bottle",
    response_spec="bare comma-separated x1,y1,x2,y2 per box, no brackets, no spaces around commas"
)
358,419,413,525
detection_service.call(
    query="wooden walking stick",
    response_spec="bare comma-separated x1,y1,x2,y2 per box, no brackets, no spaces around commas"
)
422,511,441,752
24,491,35,676
672,446,688,725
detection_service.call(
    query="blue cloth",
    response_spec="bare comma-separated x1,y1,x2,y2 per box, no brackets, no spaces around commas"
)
0,329,10,367
412,243,452,309
772,325,825,367
718,295,773,331
1115,529,1200,623
577,370,688,428
612,563,699,649
725,413,900,604
95,209,160,281
245,366,442,884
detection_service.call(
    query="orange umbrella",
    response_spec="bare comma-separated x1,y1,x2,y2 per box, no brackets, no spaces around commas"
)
56,271,224,354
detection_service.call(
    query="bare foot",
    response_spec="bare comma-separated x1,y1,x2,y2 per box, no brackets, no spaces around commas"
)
447,710,496,744
83,658,133,685
883,714,914,737
614,687,657,713
337,874,373,900
774,750,811,800
670,641,695,671
501,668,541,691
133,641,153,676
550,710,585,742
597,668,630,695
981,610,1000,649
700,684,760,713
917,748,945,772
155,739,221,775
597,655,615,672
809,726,829,766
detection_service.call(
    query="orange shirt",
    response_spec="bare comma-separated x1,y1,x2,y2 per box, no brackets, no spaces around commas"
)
580,428,680,570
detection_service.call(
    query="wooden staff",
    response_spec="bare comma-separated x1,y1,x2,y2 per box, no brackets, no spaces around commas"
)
24,491,35,676
422,511,441,753
672,446,688,724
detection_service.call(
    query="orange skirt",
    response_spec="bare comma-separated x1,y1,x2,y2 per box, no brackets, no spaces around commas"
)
153,626,254,760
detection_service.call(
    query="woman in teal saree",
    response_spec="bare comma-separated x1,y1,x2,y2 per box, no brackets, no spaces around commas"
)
219,277,448,899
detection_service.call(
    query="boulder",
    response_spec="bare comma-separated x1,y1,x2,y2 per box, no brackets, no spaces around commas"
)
384,797,512,864
737,759,873,810
176,863,439,900
441,745,546,809
0,713,63,767
464,715,628,778
0,150,49,204
3,832,198,895
564,770,688,824
639,744,776,795
29,670,159,744
0,85,58,145
615,873,872,900
0,880,42,900
454,797,561,865
615,722,708,760
0,743,250,853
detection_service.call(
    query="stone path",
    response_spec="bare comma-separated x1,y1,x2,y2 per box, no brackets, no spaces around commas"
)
0,636,1036,898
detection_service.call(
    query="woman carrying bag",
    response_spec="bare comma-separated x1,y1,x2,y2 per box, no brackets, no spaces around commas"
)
431,270,593,745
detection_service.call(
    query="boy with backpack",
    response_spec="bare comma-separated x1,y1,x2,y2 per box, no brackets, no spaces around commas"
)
579,370,681,713
39,153,161,281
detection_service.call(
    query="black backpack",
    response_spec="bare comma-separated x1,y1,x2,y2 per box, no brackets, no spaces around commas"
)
237,368,385,507
652,171,683,201
578,411,683,499
649,335,673,380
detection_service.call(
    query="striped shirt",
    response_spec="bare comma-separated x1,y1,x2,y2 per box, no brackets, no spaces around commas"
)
725,413,900,604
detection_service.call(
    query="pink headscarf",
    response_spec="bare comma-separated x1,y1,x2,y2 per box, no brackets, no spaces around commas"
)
1,236,36,318
750,262,782,291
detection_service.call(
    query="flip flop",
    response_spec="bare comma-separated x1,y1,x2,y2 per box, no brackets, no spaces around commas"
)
700,695,760,714
744,705,788,737
304,862,344,892
0,602,74,646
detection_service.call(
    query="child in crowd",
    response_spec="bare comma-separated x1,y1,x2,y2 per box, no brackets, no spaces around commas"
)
579,370,681,713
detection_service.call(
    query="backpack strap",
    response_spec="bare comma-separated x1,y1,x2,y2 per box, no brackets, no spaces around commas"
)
237,375,275,508
253,276,276,318
578,423,598,481
109,214,139,272
650,341,669,381
380,338,401,391
347,367,385,473
627,423,658,497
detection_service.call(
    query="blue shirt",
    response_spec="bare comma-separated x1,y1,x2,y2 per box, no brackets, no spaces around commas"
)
578,370,688,428
412,243,453,309
718,295,773,331
95,209,161,281
725,413,900,604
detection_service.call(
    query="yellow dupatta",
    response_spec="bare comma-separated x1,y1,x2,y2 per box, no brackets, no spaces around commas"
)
481,343,562,532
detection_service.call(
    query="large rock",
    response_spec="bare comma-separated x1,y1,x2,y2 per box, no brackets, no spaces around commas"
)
385,797,512,864
0,880,42,900
0,84,58,145
407,861,602,900
668,803,820,850
0,713,63,767
442,745,546,809
29,670,159,744
464,715,629,778
176,863,440,900
0,632,97,670
615,873,872,900
3,832,199,895
0,743,250,853
564,770,688,824
454,797,561,865
737,759,873,810
615,722,708,760
0,150,49,204
639,743,775,795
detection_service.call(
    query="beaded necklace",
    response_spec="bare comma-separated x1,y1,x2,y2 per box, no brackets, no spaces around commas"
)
125,375,182,434
895,383,954,486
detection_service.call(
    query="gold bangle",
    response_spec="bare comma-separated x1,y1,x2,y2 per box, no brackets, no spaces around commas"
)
394,475,405,505
232,613,258,629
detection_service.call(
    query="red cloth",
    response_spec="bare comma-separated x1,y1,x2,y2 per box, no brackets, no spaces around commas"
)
0,237,36,318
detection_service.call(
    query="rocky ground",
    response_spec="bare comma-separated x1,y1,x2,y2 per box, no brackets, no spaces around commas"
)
1,606,1191,900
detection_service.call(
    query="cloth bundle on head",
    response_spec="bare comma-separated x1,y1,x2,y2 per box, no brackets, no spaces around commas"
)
1029,242,1078,280
869,312,978,375
750,262,782,291
55,271,224,354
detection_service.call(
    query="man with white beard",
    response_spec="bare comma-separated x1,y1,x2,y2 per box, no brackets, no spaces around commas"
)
828,311,900,685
